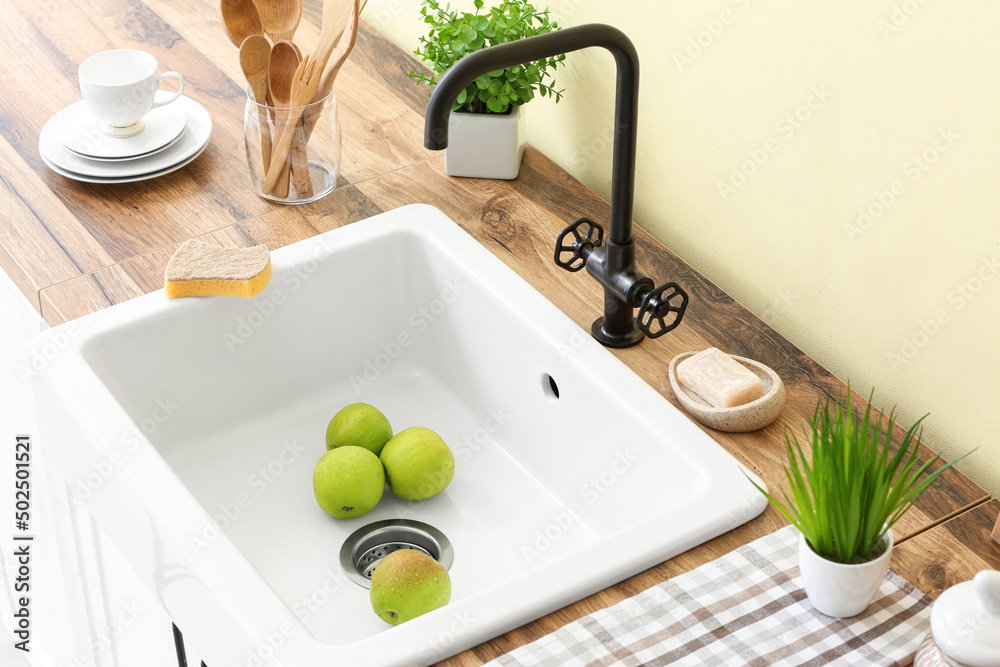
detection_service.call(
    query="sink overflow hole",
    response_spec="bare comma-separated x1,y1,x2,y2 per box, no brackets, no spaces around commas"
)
542,373,560,401
340,519,454,589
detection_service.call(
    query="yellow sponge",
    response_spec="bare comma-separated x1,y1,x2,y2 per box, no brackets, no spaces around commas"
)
164,240,271,299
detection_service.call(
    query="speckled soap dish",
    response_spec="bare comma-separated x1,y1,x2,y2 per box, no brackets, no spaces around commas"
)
668,352,785,432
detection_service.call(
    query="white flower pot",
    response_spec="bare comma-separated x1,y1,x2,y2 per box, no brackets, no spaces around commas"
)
798,528,894,618
445,107,526,180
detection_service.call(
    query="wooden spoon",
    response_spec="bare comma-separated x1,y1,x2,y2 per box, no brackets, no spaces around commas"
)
257,0,302,44
262,56,323,194
267,41,311,197
240,35,272,173
268,40,300,109
220,0,263,47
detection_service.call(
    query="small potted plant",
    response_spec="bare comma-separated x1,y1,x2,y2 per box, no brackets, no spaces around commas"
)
411,0,565,179
749,390,971,618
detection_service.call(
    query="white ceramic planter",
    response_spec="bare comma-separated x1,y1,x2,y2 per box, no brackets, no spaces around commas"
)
798,529,893,618
445,107,526,180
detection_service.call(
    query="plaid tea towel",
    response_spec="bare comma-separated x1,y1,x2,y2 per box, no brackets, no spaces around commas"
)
488,525,932,667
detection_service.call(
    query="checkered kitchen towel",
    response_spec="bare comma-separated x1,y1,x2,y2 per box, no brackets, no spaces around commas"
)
488,525,932,667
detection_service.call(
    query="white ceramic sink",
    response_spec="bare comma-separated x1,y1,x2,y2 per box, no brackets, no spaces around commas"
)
34,205,767,666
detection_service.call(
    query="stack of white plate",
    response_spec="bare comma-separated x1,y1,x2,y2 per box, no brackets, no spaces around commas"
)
39,95,212,184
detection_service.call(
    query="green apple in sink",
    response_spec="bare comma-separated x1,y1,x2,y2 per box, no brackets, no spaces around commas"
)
380,427,455,501
313,446,385,518
370,549,451,625
326,403,393,455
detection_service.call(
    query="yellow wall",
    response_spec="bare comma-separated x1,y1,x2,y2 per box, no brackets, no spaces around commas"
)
367,0,1000,496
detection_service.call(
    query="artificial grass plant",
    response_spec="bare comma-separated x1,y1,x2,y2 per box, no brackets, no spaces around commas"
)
748,389,972,564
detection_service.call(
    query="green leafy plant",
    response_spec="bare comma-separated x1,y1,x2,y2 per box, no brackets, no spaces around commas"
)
748,390,972,564
410,0,565,114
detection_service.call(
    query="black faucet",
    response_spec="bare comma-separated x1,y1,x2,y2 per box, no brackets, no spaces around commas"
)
423,24,689,348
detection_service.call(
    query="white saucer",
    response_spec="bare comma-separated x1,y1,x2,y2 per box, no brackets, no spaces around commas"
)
40,143,208,184
55,96,187,160
40,96,212,181
65,131,184,162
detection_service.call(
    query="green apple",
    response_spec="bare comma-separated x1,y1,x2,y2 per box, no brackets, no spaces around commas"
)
325,403,393,455
312,446,385,518
380,427,455,501
370,549,451,625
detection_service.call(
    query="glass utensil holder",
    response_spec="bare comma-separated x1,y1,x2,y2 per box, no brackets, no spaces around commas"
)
244,89,341,204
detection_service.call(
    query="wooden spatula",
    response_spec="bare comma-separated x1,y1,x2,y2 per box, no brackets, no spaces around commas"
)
261,55,323,194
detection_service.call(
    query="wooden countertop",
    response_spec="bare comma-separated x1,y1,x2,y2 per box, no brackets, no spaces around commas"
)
2,0,998,663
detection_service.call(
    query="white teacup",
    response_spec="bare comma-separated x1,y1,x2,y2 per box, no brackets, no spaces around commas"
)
79,50,184,137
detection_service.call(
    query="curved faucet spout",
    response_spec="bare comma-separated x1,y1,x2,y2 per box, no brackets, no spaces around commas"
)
423,24,638,246
423,24,688,348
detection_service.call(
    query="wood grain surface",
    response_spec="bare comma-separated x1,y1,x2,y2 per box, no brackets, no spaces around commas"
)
0,0,433,288
892,499,1000,600
1,0,995,664
993,505,1000,547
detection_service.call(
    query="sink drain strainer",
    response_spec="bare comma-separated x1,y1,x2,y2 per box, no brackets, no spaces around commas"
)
339,519,454,589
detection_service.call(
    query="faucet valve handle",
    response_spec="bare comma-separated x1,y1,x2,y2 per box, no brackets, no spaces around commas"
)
636,282,689,338
554,217,604,272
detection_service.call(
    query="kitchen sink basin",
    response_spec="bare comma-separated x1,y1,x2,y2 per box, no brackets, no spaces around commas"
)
34,205,767,666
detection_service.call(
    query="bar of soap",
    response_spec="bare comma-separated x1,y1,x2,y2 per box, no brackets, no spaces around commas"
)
677,348,764,408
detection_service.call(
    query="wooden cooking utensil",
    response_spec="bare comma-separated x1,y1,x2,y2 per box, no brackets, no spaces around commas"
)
269,39,313,197
302,0,359,143
220,0,263,47
267,40,310,198
257,0,302,43
311,0,359,77
262,55,322,195
239,35,272,174
314,0,362,102
268,40,301,108
289,120,313,196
